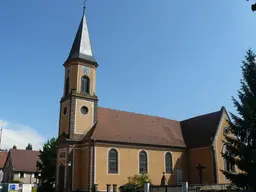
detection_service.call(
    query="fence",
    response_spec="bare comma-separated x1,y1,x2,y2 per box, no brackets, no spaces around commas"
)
100,183,187,192
150,185,183,192
188,184,233,192
144,182,187,192
0,183,37,192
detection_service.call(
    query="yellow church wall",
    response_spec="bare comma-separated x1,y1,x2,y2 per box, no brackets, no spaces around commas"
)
59,100,70,135
188,147,215,184
214,113,230,184
74,99,94,134
77,64,96,95
95,144,187,191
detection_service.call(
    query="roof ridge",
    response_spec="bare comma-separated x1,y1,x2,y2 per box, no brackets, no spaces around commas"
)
98,106,179,123
181,108,222,123
10,149,40,152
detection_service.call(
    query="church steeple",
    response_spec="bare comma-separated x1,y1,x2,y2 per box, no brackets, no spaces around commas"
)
67,8,96,63
59,5,98,140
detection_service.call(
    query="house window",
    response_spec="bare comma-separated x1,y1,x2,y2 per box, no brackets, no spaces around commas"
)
59,151,66,159
139,150,148,174
63,107,68,116
165,152,173,173
20,172,25,178
223,145,235,172
81,76,90,94
80,106,89,115
224,158,235,172
64,76,69,96
108,148,118,174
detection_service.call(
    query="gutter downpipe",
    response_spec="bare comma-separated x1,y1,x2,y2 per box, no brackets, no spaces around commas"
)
92,139,96,187
212,144,218,184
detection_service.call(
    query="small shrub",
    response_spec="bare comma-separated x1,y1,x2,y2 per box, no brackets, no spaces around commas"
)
11,180,22,183
128,174,151,188
120,184,137,192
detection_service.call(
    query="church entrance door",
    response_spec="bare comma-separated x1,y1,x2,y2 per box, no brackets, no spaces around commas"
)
58,164,65,192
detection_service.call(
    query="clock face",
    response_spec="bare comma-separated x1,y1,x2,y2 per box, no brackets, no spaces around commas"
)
83,66,90,75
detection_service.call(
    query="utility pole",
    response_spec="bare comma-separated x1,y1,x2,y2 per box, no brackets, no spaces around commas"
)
0,127,3,150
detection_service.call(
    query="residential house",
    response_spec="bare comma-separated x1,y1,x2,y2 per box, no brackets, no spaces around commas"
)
0,151,8,183
3,149,40,184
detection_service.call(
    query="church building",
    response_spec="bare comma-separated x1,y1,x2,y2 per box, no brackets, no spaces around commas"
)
56,7,234,192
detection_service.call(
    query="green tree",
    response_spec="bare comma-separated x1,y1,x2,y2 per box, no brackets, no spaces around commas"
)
26,143,33,150
37,138,57,183
222,49,256,190
250,1,256,11
12,145,17,149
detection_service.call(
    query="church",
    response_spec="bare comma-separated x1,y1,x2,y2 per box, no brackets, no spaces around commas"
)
56,7,234,192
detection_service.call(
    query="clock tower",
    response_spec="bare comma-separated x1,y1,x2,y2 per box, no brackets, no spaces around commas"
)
58,8,98,140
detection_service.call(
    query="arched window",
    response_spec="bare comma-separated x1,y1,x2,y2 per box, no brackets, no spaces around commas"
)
223,145,235,172
81,76,90,94
64,76,69,96
108,148,118,174
139,150,148,174
165,152,173,173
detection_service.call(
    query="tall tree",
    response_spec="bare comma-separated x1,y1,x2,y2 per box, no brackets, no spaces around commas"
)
222,49,256,190
26,143,33,150
37,138,57,183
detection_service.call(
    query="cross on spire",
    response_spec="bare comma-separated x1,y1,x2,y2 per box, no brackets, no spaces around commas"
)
83,0,87,12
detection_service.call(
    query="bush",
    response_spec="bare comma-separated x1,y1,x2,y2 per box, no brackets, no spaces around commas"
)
120,184,137,192
11,180,22,183
128,174,151,188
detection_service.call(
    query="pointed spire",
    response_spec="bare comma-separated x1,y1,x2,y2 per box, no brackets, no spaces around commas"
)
67,6,96,63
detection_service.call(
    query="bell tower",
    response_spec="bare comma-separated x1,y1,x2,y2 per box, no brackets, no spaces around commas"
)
58,7,98,140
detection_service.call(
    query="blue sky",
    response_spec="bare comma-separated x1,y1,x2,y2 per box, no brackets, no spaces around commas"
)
0,0,256,149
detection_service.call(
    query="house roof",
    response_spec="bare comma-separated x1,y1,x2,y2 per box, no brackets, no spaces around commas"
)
0,152,8,169
90,107,186,148
10,149,40,172
180,107,224,149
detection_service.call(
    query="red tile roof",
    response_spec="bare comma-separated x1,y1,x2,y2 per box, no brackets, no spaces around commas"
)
0,152,8,169
10,149,40,172
180,108,224,149
91,107,186,148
